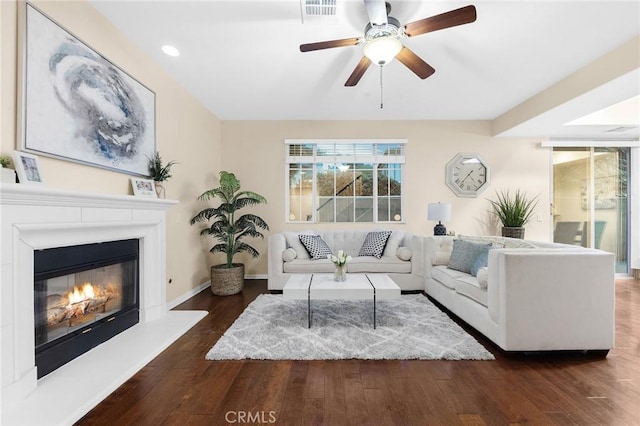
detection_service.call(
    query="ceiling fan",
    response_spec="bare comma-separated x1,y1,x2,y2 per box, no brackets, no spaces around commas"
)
299,1,477,87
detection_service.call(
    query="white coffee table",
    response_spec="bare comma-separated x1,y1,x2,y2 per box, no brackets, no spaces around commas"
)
283,273,401,328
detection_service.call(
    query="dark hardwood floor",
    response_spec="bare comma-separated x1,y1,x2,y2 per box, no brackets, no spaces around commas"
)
77,278,640,425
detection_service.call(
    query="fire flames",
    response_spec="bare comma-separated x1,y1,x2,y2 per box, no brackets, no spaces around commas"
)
67,283,96,305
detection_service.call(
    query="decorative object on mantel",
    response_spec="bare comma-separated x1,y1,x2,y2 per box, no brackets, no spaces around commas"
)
20,3,155,176
488,189,538,239
427,202,452,235
130,177,157,198
0,154,16,183
12,151,44,185
147,152,177,199
328,250,352,282
190,171,269,296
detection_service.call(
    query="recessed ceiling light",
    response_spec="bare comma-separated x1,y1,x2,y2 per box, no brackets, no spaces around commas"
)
161,45,180,57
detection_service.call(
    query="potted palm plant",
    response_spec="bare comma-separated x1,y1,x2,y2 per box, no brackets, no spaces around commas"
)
190,171,269,295
488,189,538,239
148,152,177,198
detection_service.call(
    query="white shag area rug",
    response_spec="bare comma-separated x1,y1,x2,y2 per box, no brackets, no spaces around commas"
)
206,294,494,361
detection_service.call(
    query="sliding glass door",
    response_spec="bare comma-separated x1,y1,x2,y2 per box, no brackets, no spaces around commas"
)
552,147,629,273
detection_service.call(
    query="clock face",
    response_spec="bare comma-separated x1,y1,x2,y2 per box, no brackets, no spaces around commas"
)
445,153,490,197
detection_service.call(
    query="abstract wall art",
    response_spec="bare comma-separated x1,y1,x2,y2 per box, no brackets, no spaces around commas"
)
20,3,156,176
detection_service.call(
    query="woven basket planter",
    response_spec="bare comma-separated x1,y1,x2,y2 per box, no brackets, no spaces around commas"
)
502,226,525,239
210,263,244,296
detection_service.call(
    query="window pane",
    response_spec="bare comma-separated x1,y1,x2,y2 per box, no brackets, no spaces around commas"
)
389,197,402,221
377,197,389,222
317,197,335,222
356,165,373,196
317,165,334,196
377,166,389,196
355,197,373,222
336,198,354,222
389,164,402,196
336,168,354,197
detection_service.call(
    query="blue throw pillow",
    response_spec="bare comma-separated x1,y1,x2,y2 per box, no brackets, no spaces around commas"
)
470,245,491,277
448,239,491,274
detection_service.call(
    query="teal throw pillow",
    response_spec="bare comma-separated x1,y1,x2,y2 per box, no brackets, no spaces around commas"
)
448,239,491,274
470,245,492,277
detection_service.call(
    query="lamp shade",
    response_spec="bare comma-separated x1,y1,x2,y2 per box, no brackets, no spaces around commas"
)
427,203,452,222
363,36,402,65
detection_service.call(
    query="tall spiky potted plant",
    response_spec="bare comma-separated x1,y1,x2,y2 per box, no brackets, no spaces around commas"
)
190,171,269,295
488,189,538,239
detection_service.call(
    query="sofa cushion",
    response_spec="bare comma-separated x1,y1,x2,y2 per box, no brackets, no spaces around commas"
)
431,265,469,290
382,230,405,257
282,248,297,262
433,238,453,265
396,246,412,261
454,275,488,307
317,231,368,257
470,245,491,276
299,235,332,260
347,256,411,273
359,231,392,259
283,259,335,273
284,230,314,259
459,235,506,248
448,239,492,274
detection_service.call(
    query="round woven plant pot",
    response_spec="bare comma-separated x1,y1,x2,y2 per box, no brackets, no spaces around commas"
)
210,263,244,296
502,226,525,239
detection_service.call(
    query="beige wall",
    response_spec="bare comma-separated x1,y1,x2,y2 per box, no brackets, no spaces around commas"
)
1,1,222,303
222,120,552,276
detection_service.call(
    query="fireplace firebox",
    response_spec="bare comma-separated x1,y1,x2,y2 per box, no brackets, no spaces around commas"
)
34,239,139,378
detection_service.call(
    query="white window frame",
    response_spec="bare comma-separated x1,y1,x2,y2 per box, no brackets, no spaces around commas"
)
285,139,407,224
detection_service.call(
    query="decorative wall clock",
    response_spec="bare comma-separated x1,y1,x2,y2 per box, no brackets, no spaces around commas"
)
445,153,490,198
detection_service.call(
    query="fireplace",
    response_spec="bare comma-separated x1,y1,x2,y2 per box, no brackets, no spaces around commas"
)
34,239,140,378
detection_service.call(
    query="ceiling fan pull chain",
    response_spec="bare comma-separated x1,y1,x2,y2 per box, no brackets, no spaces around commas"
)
379,65,384,109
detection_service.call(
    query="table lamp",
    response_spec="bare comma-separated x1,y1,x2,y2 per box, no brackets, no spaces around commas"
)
427,202,452,236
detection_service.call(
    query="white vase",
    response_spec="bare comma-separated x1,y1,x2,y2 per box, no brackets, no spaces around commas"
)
1,167,16,184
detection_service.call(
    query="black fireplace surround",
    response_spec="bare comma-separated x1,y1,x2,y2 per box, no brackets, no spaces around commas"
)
34,239,139,378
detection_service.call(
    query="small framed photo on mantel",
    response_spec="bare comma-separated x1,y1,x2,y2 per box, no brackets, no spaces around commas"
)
130,177,157,198
12,151,44,184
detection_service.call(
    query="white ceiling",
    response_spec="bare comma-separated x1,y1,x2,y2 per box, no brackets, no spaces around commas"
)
88,0,640,138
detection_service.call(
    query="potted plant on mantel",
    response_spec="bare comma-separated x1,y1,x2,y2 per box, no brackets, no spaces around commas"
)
190,171,269,296
488,189,538,239
148,152,177,198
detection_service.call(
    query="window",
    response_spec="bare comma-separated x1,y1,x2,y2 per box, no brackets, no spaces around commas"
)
286,140,406,223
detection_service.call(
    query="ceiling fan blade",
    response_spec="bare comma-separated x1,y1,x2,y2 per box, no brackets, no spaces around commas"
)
364,0,388,26
396,47,435,79
345,57,372,86
404,5,477,37
300,37,360,52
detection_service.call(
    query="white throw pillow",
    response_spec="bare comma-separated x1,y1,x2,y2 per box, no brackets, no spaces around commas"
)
284,230,314,259
396,246,412,261
476,267,488,288
282,248,297,262
383,230,405,257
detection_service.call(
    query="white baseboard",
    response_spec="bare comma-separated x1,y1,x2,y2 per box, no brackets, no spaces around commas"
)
245,274,267,280
166,275,266,309
167,281,210,310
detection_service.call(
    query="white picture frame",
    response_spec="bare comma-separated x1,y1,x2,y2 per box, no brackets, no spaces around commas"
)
12,151,44,185
130,178,157,198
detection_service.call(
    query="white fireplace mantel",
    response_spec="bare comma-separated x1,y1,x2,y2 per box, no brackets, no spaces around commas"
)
0,183,181,412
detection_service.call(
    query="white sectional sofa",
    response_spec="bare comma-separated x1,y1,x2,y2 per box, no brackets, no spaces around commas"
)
268,230,425,291
424,235,615,353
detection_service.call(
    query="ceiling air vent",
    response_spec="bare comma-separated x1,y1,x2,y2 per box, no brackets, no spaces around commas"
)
300,0,338,24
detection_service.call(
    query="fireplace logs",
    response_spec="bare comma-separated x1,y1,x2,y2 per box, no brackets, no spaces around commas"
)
46,283,120,327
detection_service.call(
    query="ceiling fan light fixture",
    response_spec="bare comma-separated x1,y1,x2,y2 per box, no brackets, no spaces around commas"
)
363,36,402,65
